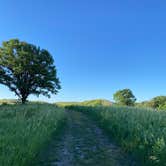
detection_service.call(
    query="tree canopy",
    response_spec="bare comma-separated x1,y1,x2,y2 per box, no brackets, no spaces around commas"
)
113,89,136,106
0,39,61,103
149,96,166,109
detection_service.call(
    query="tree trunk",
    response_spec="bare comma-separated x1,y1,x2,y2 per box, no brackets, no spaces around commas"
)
21,96,27,104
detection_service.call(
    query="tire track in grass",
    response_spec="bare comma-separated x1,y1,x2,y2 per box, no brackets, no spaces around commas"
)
35,110,137,166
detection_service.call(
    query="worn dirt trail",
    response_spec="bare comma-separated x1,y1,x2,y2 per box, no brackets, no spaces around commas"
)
35,110,137,166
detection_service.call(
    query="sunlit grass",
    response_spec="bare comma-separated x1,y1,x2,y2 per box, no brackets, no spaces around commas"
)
67,105,166,166
0,103,66,166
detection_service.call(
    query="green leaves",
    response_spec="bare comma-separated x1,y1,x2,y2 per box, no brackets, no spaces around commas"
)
113,89,136,106
0,39,61,103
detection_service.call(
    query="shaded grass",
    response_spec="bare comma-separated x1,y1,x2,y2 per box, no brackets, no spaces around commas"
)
0,103,66,166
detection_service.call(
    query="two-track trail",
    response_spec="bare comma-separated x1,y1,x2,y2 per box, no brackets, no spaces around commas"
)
35,110,137,166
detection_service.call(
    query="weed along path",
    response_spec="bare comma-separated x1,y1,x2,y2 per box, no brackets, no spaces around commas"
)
35,110,137,166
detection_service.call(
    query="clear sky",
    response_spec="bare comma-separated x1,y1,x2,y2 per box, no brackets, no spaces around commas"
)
0,0,166,102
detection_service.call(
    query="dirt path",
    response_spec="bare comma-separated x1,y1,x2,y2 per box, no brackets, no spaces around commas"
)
35,110,137,166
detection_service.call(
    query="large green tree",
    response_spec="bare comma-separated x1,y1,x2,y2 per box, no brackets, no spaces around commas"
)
113,89,136,106
0,39,61,103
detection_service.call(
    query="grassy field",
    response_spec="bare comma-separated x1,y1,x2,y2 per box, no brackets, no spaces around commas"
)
56,99,112,107
1,101,166,166
67,105,166,166
0,103,66,166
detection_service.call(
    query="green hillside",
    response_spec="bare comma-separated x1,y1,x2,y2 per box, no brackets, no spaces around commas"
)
82,99,112,106
56,99,112,107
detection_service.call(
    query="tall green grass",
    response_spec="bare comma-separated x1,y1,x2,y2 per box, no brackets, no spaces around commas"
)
0,104,66,166
67,105,166,166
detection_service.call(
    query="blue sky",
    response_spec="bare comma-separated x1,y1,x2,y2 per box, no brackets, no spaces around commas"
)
0,0,166,102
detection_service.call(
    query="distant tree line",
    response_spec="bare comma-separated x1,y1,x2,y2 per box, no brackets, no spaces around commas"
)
136,96,166,110
0,39,166,109
113,88,166,110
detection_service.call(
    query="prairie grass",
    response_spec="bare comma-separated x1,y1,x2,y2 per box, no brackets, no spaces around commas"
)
0,103,65,166
67,105,166,166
